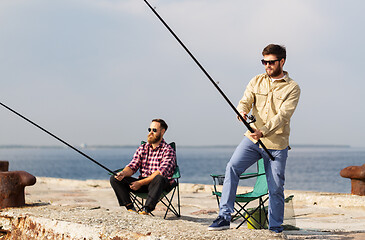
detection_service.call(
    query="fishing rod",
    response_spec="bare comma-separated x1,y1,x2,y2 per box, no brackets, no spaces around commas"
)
0,102,117,175
142,0,275,160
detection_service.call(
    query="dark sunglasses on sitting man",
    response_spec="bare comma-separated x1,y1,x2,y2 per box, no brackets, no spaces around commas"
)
148,128,158,133
261,59,281,66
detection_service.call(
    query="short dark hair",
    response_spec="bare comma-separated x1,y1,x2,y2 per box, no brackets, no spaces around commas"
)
152,119,168,131
262,44,286,60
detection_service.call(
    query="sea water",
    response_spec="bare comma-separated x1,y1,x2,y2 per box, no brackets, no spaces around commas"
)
0,145,364,193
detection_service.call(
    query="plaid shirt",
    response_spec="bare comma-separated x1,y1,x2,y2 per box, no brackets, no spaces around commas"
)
127,139,176,183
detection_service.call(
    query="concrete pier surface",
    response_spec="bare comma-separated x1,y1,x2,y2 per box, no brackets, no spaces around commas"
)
0,177,364,239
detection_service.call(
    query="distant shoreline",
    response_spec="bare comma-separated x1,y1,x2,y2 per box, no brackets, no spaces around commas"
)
0,144,352,149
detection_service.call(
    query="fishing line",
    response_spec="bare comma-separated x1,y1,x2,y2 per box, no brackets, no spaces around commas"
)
142,0,275,160
0,102,116,175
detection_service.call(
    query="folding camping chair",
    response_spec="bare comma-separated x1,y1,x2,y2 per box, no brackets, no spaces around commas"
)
128,141,181,219
211,158,269,229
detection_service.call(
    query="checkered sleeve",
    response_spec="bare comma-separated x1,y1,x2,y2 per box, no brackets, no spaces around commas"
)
158,145,176,178
126,145,144,173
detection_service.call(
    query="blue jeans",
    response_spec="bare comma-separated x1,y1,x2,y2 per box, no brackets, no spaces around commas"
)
219,137,288,232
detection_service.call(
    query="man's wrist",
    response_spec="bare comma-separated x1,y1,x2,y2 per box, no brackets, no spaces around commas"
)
259,126,268,137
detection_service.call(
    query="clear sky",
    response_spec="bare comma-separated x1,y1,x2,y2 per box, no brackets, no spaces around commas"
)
0,0,364,147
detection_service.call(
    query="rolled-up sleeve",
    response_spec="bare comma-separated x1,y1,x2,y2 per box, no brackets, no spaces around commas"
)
237,78,256,114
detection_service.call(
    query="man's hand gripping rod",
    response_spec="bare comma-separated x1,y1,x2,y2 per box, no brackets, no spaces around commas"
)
142,0,275,160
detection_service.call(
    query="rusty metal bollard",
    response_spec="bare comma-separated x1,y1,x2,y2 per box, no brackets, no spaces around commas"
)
340,164,365,196
0,161,9,172
0,160,36,208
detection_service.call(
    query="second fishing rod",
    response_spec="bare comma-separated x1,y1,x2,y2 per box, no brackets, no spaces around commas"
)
142,0,275,160
0,102,117,175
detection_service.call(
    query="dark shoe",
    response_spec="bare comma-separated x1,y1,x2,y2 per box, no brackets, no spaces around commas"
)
208,216,230,231
269,226,283,233
139,207,151,215
127,207,137,213
125,203,137,213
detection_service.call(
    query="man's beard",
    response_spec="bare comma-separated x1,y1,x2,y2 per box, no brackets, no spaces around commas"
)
147,133,162,144
266,65,282,78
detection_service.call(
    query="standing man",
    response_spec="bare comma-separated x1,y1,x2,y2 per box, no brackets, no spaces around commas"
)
110,119,176,215
208,44,300,233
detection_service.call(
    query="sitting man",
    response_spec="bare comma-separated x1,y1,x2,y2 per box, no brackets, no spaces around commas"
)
110,119,176,215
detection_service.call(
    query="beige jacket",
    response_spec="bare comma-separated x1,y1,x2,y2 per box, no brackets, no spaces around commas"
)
237,71,300,150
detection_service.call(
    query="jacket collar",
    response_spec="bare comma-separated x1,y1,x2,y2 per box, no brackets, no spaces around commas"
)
265,71,290,82
146,138,166,150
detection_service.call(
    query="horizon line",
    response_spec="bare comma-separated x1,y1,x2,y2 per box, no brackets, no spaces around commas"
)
0,144,353,149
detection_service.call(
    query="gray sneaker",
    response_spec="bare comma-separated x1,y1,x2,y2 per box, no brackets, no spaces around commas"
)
208,216,230,231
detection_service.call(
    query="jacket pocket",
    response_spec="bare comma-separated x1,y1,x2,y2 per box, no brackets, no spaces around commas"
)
273,92,286,109
254,91,268,107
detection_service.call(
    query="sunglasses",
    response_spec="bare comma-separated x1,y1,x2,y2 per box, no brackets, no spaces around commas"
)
148,128,158,133
261,59,281,66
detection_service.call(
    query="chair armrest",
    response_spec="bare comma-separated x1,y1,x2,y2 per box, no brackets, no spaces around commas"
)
210,174,225,178
171,166,181,179
211,172,263,186
239,172,261,180
211,172,260,180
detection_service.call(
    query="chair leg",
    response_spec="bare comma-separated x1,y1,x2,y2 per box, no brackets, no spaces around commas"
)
177,184,181,216
232,201,250,222
234,197,269,229
234,202,252,229
215,195,220,207
130,193,156,216
160,187,180,219
261,197,269,227
129,184,180,219
130,193,143,212
166,183,181,218
257,196,269,228
212,178,221,207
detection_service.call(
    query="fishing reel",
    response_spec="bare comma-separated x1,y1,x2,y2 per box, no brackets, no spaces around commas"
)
245,114,256,124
